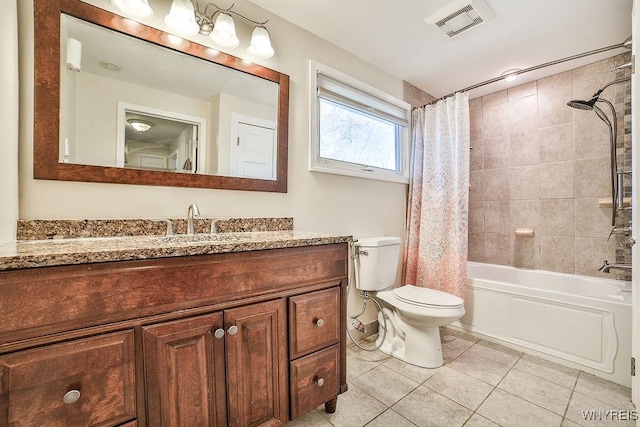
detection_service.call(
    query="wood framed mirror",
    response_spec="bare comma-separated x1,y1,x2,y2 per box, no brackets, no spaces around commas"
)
33,0,289,192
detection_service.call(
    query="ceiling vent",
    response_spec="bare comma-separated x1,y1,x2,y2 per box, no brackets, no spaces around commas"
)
424,0,495,38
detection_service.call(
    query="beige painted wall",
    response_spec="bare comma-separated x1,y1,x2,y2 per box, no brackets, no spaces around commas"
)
16,0,408,241
0,0,19,243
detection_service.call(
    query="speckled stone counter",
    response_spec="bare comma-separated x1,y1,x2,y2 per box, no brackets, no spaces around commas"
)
0,231,352,271
17,218,294,240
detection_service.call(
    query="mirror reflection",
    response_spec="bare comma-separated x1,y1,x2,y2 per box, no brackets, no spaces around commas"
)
60,13,279,180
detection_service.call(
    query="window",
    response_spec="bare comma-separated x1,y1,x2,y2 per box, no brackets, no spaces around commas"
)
309,61,410,183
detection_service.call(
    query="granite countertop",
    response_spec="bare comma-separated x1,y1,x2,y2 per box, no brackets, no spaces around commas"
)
0,231,353,271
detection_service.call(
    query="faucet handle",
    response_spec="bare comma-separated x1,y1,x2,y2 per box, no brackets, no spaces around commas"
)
154,219,174,236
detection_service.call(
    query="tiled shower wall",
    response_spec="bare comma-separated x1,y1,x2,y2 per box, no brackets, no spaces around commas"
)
468,53,632,280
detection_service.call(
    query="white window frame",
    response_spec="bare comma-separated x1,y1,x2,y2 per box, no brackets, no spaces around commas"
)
309,60,410,184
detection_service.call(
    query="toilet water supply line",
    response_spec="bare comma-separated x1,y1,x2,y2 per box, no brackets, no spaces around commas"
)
346,241,389,352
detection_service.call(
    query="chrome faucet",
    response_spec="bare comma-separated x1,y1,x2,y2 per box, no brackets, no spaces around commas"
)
187,204,201,235
598,260,632,273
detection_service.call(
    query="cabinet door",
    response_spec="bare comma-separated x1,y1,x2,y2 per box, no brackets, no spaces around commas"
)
225,299,288,427
0,331,135,427
143,313,227,427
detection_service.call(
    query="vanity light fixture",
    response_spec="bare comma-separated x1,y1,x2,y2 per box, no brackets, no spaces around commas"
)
501,68,520,82
114,0,275,58
111,0,154,20
127,119,155,132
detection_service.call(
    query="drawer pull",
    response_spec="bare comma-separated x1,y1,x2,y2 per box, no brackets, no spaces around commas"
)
214,328,225,339
227,325,239,336
63,389,81,404
315,318,324,327
315,378,325,387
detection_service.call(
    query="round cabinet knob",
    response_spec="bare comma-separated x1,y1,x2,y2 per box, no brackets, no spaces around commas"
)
315,318,324,327
214,328,225,339
315,378,325,387
63,389,81,404
227,325,239,336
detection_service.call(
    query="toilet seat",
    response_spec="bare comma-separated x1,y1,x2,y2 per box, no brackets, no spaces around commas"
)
393,285,463,309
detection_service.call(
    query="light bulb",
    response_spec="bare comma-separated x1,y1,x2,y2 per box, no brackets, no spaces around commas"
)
164,0,199,36
210,13,240,49
247,26,274,59
111,0,153,20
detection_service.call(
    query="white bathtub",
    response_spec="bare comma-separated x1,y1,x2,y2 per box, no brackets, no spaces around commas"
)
451,262,632,386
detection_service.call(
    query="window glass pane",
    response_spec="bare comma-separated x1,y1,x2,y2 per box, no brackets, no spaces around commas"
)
318,98,398,171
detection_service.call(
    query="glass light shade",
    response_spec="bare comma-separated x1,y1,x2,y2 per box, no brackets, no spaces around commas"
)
501,68,520,82
164,0,199,36
111,0,154,20
247,26,274,59
210,13,240,49
128,119,154,132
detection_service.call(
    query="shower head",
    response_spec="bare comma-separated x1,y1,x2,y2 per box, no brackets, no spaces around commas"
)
566,99,596,110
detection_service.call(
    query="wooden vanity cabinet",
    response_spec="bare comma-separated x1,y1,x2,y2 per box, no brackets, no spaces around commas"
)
0,243,348,426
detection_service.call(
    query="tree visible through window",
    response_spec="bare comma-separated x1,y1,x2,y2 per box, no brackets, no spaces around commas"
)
309,61,410,183
319,99,399,171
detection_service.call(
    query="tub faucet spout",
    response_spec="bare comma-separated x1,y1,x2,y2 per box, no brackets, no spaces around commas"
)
187,204,201,235
598,260,632,273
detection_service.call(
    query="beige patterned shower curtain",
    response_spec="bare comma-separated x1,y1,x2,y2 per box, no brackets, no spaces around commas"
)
403,93,470,299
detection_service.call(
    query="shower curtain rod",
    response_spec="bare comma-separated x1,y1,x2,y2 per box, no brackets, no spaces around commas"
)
422,42,627,107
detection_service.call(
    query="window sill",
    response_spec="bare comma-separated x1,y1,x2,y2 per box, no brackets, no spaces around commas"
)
310,163,409,184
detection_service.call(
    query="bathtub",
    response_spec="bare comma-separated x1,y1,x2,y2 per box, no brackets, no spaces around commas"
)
451,262,632,386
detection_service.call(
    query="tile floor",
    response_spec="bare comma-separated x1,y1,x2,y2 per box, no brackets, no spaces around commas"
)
288,328,635,427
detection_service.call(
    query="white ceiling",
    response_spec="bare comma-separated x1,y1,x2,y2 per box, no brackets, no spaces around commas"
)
246,0,633,99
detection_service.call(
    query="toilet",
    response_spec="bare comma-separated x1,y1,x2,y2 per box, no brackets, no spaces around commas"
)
354,237,465,368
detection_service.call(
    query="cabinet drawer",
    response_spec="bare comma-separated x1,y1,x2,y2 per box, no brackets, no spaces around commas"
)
289,287,340,358
290,345,339,420
0,331,136,427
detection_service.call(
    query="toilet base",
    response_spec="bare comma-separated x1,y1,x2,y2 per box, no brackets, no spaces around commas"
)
375,312,444,368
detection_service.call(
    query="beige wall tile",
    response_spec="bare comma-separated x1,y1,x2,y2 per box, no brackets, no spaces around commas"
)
574,236,617,276
539,199,574,236
508,95,538,134
483,135,510,169
538,71,571,94
483,103,509,138
510,165,539,200
483,169,510,201
538,124,573,163
538,89,573,128
470,109,483,141
469,202,484,234
511,199,540,229
574,157,611,198
513,236,538,269
571,57,616,82
468,232,485,262
469,170,484,203
539,161,573,198
571,73,618,104
508,81,537,101
482,90,508,108
573,115,611,160
574,198,611,237
539,236,575,273
469,97,482,111
470,140,484,171
485,233,512,265
509,131,539,166
484,201,510,233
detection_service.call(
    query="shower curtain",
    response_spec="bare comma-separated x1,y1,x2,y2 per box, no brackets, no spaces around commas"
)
403,92,470,299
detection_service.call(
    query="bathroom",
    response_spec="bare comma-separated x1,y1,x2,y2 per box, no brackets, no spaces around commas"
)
0,0,638,426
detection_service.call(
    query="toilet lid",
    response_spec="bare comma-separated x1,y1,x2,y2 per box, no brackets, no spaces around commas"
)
393,285,464,308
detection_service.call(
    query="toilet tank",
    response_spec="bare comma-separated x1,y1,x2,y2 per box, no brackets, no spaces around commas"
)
354,237,402,291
